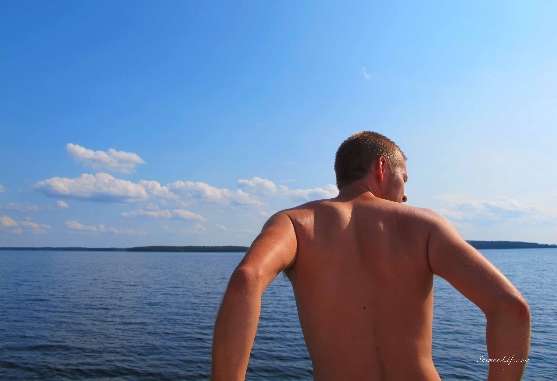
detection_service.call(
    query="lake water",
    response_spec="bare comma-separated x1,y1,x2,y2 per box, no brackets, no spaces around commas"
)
0,249,555,380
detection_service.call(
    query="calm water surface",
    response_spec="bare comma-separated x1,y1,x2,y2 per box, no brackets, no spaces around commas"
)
0,249,555,380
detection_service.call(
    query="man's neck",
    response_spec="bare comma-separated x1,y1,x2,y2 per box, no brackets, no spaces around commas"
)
337,182,381,201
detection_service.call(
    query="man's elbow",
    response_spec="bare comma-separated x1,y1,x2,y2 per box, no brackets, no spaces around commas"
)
227,265,262,294
488,295,530,323
510,297,530,322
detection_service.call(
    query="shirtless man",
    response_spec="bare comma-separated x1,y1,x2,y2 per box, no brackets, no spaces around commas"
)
211,131,531,381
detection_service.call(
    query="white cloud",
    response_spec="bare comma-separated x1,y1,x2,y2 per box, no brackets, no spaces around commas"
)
278,184,339,201
34,173,149,202
436,195,556,226
1,215,17,227
258,210,273,217
237,177,277,196
163,223,206,235
34,173,181,204
1,202,40,212
20,221,41,229
66,220,98,232
0,201,69,211
361,67,371,80
66,143,146,174
215,224,227,232
238,177,338,201
107,227,146,235
122,209,172,219
172,209,206,221
66,220,145,235
169,181,262,206
122,207,205,221
138,180,178,200
1,215,49,234
192,223,206,233
235,228,255,234
0,185,4,192
34,172,336,209
19,220,49,234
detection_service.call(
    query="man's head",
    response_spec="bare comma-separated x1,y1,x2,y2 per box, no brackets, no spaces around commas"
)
334,131,408,202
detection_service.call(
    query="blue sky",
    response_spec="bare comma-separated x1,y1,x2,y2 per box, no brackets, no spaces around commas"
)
1,1,556,247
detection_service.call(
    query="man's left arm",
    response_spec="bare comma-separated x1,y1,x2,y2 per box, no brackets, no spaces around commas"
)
211,212,297,381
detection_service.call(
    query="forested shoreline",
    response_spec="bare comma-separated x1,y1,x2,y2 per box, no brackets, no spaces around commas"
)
1,241,556,252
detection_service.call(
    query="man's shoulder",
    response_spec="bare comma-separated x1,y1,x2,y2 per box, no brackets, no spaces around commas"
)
372,201,444,226
272,199,332,225
274,199,447,227
281,199,329,214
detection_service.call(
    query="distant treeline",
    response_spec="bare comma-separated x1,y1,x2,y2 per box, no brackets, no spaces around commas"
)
0,247,127,251
0,246,249,252
466,241,557,250
1,242,555,252
127,246,249,252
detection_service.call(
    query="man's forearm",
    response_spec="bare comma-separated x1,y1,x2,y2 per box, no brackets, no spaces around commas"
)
211,268,262,381
485,301,531,381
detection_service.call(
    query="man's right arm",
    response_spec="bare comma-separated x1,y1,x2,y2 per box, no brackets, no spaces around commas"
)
426,211,530,381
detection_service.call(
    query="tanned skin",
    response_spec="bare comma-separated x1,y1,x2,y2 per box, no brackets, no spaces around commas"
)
211,153,531,381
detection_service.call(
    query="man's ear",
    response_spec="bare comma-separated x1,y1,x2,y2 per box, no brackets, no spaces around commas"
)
376,156,387,182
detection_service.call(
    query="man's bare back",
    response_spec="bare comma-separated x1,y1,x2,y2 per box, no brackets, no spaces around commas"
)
283,193,440,380
211,131,530,381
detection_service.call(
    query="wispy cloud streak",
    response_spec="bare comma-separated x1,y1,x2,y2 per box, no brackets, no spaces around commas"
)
238,176,338,201
436,195,556,226
66,143,146,174
361,67,371,80
65,220,146,235
1,215,49,234
122,207,205,221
